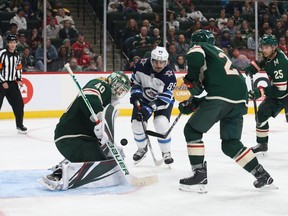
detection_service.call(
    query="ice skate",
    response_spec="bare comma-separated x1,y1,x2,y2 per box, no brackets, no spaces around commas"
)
179,162,207,193
133,146,148,165
252,164,277,189
162,152,174,165
17,125,27,134
251,143,268,155
37,167,63,190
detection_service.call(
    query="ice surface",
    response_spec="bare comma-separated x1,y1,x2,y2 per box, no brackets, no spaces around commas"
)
0,114,287,216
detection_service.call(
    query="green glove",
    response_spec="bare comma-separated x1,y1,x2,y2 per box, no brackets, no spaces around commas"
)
249,87,263,100
178,99,197,115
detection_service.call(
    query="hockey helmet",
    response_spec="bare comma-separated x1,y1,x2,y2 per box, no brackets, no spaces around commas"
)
260,35,278,47
150,46,169,73
6,34,17,42
191,29,215,45
107,71,131,102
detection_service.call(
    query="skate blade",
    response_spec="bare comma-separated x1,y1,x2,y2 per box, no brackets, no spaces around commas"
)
134,154,148,165
179,184,208,194
17,130,27,134
259,183,279,190
37,177,61,191
255,152,268,157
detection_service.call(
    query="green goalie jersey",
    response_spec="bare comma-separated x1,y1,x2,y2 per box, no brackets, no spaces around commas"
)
54,79,112,141
186,42,248,104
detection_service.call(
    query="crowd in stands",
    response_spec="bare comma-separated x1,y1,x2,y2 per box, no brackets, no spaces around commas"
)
105,0,288,71
0,0,102,72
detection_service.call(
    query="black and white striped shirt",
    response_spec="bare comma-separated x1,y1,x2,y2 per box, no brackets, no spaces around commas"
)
0,49,22,84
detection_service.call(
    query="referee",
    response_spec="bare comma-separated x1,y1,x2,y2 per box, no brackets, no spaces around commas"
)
0,34,27,134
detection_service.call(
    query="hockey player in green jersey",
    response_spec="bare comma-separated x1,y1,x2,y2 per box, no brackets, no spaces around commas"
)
178,29,274,193
38,71,131,190
245,35,288,154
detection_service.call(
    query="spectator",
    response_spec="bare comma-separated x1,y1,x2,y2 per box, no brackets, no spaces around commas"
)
225,1,242,16
187,3,207,23
62,39,73,59
174,55,187,72
10,8,27,32
150,28,163,46
56,8,75,29
35,39,58,71
122,0,137,15
55,45,70,70
242,0,254,21
27,28,43,56
122,19,139,43
186,20,202,40
280,13,288,30
21,47,39,72
231,48,250,71
263,26,273,38
135,0,153,14
141,19,153,36
58,20,78,40
273,20,285,42
268,3,281,25
16,33,29,56
175,34,189,55
167,44,177,67
217,9,228,31
169,0,184,15
3,23,18,47
151,14,163,31
61,57,82,72
83,59,100,71
177,8,190,22
232,30,247,49
226,18,237,39
259,12,274,29
240,20,253,41
167,11,180,30
107,2,119,13
72,33,95,67
285,30,288,44
231,9,243,29
124,55,140,71
45,17,60,39
217,28,232,50
23,2,35,20
259,22,270,37
247,29,256,50
129,26,152,58
278,36,288,57
167,26,178,46
204,18,220,39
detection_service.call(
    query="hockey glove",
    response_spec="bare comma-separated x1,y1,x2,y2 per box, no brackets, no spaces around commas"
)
94,122,109,145
136,105,153,122
249,87,264,100
183,77,204,96
130,85,143,105
178,99,197,115
244,61,261,77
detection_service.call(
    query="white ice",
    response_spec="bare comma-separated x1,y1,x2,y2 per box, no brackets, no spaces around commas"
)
0,114,288,216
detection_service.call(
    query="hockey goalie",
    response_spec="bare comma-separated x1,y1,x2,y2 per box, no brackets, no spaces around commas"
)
38,71,131,190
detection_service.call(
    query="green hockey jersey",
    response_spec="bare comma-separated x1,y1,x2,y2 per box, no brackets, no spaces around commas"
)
186,42,248,104
54,79,112,141
261,49,288,99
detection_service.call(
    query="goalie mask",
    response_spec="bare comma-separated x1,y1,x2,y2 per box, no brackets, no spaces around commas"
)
107,71,131,102
150,46,169,73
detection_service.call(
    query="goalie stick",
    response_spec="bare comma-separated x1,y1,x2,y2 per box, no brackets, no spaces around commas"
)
65,63,158,186
135,100,163,166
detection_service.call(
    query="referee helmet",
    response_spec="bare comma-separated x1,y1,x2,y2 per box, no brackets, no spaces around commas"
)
6,34,17,42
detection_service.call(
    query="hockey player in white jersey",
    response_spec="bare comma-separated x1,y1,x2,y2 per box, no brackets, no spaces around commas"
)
130,46,177,164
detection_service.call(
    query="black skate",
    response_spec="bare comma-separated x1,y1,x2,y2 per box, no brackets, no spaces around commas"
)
252,164,275,189
17,125,27,134
251,143,268,154
133,146,148,164
179,161,207,193
162,152,174,165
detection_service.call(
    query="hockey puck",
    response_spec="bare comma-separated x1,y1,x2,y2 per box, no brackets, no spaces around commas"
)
120,138,128,146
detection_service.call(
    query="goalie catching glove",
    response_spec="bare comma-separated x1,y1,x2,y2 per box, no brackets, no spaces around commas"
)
94,122,109,145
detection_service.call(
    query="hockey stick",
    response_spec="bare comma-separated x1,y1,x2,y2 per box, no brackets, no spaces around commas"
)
65,63,158,186
146,113,182,139
135,100,163,166
249,61,260,124
145,96,194,138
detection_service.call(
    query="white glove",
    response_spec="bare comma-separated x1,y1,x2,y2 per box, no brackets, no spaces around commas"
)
94,122,109,145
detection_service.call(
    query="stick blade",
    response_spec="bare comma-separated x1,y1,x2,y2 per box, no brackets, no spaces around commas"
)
128,174,158,186
145,130,166,138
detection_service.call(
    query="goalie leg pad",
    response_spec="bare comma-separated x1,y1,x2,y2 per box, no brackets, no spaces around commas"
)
132,119,147,149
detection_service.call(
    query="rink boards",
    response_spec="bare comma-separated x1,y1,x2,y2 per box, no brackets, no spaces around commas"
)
0,71,272,119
